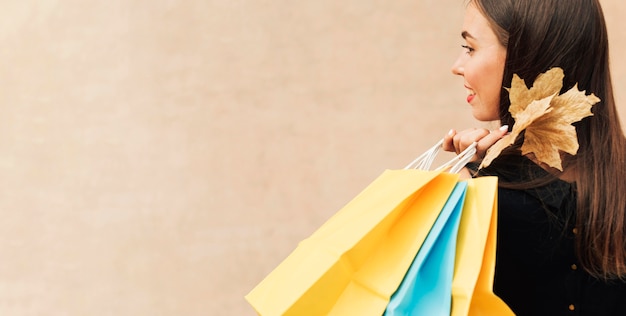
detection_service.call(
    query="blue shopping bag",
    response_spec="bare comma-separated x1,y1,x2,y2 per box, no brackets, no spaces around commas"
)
384,181,467,316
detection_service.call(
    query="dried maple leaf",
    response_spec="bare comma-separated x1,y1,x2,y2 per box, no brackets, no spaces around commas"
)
523,84,599,170
480,67,600,171
480,95,554,169
508,68,564,119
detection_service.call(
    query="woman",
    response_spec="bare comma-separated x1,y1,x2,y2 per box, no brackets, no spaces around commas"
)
442,0,626,315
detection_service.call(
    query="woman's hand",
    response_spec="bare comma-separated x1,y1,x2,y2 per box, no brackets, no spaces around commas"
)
442,125,509,162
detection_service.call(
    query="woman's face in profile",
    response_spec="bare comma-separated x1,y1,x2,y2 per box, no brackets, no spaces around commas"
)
451,2,507,122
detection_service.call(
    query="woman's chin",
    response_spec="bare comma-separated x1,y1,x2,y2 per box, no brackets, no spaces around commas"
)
471,108,500,122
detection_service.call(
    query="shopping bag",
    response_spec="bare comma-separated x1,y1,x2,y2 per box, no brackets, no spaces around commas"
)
451,177,514,316
245,169,460,316
384,181,467,316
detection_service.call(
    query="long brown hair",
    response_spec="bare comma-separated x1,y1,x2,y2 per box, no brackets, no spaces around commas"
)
474,0,626,279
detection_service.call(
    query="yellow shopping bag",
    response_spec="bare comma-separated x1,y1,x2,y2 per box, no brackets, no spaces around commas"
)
245,169,460,316
451,177,514,316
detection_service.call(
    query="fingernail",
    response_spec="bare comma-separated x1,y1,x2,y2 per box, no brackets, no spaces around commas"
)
448,129,455,135
499,125,509,132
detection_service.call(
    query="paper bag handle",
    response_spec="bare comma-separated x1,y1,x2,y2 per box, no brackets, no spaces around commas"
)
435,142,477,174
404,139,444,170
404,140,477,174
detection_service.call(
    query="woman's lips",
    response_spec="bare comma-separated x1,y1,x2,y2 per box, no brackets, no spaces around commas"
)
465,87,475,103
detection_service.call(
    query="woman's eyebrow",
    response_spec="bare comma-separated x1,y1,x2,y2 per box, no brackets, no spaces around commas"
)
461,31,475,40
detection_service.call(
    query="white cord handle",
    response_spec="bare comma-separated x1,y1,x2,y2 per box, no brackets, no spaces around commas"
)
405,140,477,174
434,142,477,173
404,139,443,170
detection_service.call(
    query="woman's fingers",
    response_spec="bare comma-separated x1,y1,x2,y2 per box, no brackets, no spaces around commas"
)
453,128,489,155
442,125,509,158
442,129,457,152
474,125,509,158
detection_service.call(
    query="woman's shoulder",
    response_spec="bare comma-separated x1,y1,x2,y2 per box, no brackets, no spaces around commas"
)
470,155,575,209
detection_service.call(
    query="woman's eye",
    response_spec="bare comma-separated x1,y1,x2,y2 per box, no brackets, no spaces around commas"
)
461,45,475,54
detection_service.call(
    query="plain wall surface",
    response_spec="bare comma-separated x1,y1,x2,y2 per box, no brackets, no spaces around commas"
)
0,1,624,315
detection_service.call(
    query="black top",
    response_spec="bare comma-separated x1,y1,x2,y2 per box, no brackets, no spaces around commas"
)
470,158,626,315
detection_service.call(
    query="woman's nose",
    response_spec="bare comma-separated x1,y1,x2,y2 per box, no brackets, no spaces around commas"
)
451,55,464,76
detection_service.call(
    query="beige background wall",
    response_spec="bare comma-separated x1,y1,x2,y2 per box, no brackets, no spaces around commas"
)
0,1,624,315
